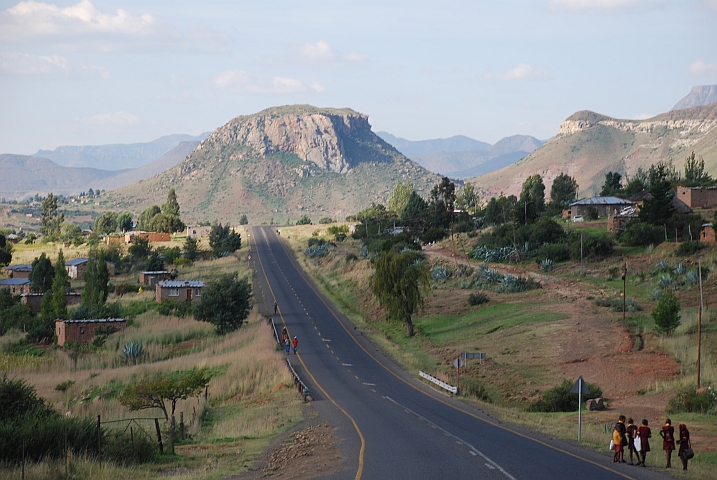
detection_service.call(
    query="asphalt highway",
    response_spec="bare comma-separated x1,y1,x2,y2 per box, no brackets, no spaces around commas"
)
250,226,668,480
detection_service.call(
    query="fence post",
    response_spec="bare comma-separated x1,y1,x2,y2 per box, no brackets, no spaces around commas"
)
180,412,184,440
130,426,135,460
96,415,101,467
65,431,68,477
171,414,176,444
154,418,164,453
21,439,25,480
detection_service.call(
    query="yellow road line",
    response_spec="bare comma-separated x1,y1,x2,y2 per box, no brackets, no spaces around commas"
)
273,231,635,480
251,227,365,480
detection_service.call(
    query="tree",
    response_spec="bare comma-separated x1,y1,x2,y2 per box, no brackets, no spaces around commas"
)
161,188,180,217
94,211,118,235
59,222,82,244
119,369,211,421
82,249,109,310
0,234,12,267
639,162,675,226
238,215,249,225
184,236,198,261
30,253,54,293
369,250,430,337
117,212,133,233
50,250,69,319
683,151,712,186
296,215,312,225
209,223,241,255
129,236,152,261
147,251,165,271
193,273,252,334
149,213,184,233
600,172,622,196
455,183,478,213
387,181,414,216
40,193,64,238
138,205,161,231
401,191,428,221
652,289,681,335
549,173,579,211
518,174,545,224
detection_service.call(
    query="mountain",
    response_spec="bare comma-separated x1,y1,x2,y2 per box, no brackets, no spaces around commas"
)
0,154,129,199
375,132,489,157
81,141,200,192
34,133,210,171
107,105,443,225
469,104,717,200
672,85,717,110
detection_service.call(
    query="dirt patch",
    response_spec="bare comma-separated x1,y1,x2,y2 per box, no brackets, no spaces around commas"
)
260,424,342,478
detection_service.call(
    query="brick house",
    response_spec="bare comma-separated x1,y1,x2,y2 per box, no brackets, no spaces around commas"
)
569,197,634,219
156,280,204,303
4,264,32,279
55,318,126,347
700,223,716,244
0,278,31,295
22,292,81,313
65,258,116,279
125,231,171,243
139,270,172,286
676,186,717,209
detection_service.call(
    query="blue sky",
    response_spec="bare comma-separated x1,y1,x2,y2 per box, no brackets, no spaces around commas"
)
1,0,716,156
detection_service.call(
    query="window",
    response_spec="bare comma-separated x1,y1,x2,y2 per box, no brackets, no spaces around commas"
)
169,288,179,297
80,327,85,335
194,288,201,297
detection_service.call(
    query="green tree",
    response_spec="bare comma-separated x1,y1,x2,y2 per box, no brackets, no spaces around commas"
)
296,215,312,225
40,193,64,238
147,251,165,271
387,181,414,216
209,223,241,255
518,174,545,224
238,214,249,225
184,236,198,261
683,151,712,186
161,188,181,217
652,289,681,335
624,167,649,196
129,236,152,261
149,213,184,233
59,222,82,244
369,250,430,337
119,369,211,421
193,273,252,335
455,183,478,213
93,211,118,235
600,172,622,196
639,162,675,226
116,212,133,232
50,250,69,318
138,205,161,231
82,249,109,310
401,191,428,221
549,173,579,211
30,253,54,293
0,234,12,267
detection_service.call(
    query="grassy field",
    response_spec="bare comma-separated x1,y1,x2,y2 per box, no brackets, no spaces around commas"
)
0,231,305,479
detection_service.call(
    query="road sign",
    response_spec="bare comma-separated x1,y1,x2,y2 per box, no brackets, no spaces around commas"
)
460,352,486,360
570,376,590,395
453,358,464,368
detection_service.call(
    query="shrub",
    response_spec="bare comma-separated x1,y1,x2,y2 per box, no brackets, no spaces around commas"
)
327,224,349,235
345,253,359,263
619,221,664,247
431,265,450,281
540,259,554,272
307,237,325,248
594,298,642,313
676,240,706,256
422,227,447,244
527,379,602,412
114,283,140,296
468,292,489,306
585,206,599,220
569,231,613,259
296,215,312,225
533,243,570,262
157,299,194,317
666,385,717,414
318,217,335,224
460,377,491,402
652,289,681,335
454,221,474,233
305,243,331,258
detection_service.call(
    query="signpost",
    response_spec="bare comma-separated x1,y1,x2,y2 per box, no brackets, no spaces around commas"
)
460,352,487,365
570,376,590,442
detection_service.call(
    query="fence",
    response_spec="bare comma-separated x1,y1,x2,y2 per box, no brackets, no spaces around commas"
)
270,316,312,401
419,370,458,394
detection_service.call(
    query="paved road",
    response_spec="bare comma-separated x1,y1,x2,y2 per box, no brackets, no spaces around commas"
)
250,226,667,480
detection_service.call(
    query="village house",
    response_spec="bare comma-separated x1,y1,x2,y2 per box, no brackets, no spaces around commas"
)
0,278,32,295
139,270,172,286
156,280,204,303
700,223,716,244
65,258,116,280
568,197,634,219
125,231,171,244
186,225,212,239
676,186,717,209
22,292,81,313
55,318,126,347
4,264,32,279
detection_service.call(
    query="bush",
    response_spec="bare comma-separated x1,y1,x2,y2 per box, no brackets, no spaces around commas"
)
533,243,570,262
619,221,664,247
568,231,613,259
318,217,334,224
157,300,194,318
666,385,717,414
652,289,681,335
114,283,140,296
345,253,358,263
594,298,642,313
454,221,474,233
468,292,489,306
676,240,706,256
307,237,326,248
296,215,312,225
422,227,447,244
327,224,349,235
585,206,599,220
460,377,491,402
527,379,602,412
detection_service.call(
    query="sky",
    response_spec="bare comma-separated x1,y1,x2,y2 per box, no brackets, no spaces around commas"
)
1,0,716,156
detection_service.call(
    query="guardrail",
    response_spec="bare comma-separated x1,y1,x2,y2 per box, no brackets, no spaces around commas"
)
419,371,458,394
270,316,312,401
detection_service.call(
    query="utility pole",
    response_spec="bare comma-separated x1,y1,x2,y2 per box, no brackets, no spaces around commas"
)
622,262,627,321
580,232,583,275
697,255,703,388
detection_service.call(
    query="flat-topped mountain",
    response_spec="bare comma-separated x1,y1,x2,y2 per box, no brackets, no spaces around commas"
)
108,105,443,224
672,85,717,111
470,103,717,199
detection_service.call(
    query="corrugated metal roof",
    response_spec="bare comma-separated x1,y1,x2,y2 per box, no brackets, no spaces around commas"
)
569,196,634,206
23,292,81,297
65,258,88,266
159,280,205,288
58,318,125,324
0,278,31,285
141,271,170,274
5,264,32,271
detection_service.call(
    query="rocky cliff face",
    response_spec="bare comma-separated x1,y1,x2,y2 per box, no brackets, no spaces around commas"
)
672,85,717,111
195,105,372,174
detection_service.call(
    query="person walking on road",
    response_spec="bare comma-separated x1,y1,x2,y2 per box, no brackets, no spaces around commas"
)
292,336,298,354
616,415,628,463
677,423,691,471
626,418,638,465
274,301,278,315
661,418,675,468
612,425,623,463
284,336,290,355
637,419,652,467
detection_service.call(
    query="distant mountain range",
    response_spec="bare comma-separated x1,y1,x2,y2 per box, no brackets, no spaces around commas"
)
35,133,209,170
376,132,544,179
672,84,717,111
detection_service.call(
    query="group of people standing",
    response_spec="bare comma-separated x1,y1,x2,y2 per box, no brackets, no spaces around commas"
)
281,326,298,355
612,415,692,470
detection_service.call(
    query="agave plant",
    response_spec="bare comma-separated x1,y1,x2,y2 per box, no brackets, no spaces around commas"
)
481,268,501,284
673,262,686,276
432,265,449,281
655,260,670,272
686,269,700,285
122,342,144,365
652,289,663,300
658,275,673,289
540,259,554,272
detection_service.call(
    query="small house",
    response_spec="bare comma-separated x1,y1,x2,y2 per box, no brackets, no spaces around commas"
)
22,292,81,313
700,224,716,244
65,258,116,279
186,225,212,239
4,264,32,279
676,186,717,209
139,270,172,286
125,231,171,244
568,197,634,219
55,318,126,347
156,280,204,303
0,278,32,295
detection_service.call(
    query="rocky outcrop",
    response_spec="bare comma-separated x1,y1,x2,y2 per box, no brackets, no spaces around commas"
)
672,85,717,111
196,105,374,173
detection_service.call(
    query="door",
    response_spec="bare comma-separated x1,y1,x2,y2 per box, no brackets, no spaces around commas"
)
186,288,192,300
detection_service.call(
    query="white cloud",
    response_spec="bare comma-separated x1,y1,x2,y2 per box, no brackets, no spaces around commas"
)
628,113,654,120
81,64,110,79
689,60,717,76
0,51,68,75
213,70,314,94
81,111,139,125
489,64,547,81
299,41,367,63
310,80,325,93
549,0,666,13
